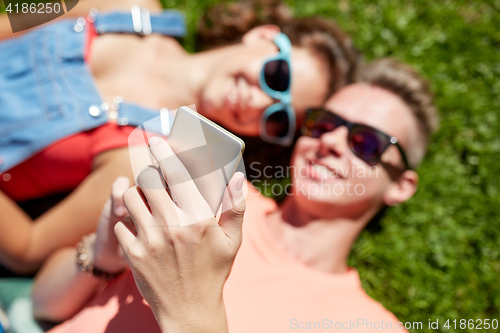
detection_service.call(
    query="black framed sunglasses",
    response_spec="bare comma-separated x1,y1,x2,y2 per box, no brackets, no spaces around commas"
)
302,108,412,170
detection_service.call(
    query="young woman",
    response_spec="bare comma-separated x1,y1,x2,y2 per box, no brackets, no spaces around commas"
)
0,0,360,274
32,58,438,332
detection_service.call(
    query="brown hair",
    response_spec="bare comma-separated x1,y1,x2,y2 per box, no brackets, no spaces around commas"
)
357,58,439,167
197,0,293,49
197,0,362,99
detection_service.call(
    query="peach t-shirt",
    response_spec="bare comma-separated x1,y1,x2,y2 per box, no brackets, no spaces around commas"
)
50,183,407,333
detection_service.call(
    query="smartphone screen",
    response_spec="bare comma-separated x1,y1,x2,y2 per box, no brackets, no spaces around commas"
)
166,106,245,215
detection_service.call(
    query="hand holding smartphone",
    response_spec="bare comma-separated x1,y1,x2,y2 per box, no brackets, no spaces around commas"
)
160,106,245,216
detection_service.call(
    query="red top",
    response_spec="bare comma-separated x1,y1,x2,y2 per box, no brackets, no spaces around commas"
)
0,21,136,202
84,19,98,64
0,123,137,202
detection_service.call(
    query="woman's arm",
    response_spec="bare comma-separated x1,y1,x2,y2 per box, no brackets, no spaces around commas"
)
31,247,102,322
0,0,162,42
33,177,131,322
0,147,134,274
0,190,36,272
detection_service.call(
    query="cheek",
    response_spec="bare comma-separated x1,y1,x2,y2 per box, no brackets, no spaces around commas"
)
290,138,318,190
350,165,392,200
295,79,328,106
291,137,317,165
241,59,262,86
199,74,228,115
202,58,263,111
223,49,263,88
290,55,329,111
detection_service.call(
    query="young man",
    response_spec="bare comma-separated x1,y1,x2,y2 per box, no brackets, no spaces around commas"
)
33,57,438,333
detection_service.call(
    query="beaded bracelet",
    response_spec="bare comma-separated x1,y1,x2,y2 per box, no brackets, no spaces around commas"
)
76,235,124,281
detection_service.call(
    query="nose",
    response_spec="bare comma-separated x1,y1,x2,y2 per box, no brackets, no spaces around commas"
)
318,126,350,158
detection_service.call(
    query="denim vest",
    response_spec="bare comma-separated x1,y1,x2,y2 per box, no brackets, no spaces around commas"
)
0,9,186,173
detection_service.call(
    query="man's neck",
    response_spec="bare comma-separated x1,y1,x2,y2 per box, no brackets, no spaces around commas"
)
266,196,376,274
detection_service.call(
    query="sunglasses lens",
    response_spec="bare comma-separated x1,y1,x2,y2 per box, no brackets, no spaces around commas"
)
349,126,386,162
264,60,290,92
265,108,290,138
304,110,342,138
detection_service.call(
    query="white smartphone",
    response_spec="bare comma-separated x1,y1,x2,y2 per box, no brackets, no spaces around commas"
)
166,106,245,215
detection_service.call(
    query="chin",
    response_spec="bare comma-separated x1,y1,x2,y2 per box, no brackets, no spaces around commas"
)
293,180,351,205
292,177,377,219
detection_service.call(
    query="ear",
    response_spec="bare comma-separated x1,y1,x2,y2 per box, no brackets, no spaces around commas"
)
241,25,281,45
382,170,419,206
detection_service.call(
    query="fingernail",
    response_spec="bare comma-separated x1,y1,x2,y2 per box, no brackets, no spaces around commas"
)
235,173,245,193
115,205,127,216
149,136,160,147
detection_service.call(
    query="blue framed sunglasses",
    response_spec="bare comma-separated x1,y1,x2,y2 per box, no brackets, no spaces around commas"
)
258,33,296,146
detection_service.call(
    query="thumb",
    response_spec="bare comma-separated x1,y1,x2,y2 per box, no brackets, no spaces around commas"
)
219,172,246,250
114,221,136,254
112,177,131,217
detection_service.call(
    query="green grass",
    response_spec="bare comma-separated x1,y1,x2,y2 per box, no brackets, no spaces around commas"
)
283,1,500,331
1,0,498,331
161,1,499,331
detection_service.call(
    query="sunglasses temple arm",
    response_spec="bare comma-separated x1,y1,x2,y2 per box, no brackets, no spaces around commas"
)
396,144,411,170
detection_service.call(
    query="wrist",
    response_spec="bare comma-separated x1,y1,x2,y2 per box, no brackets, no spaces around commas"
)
92,252,126,274
91,237,127,274
76,234,124,280
156,300,228,333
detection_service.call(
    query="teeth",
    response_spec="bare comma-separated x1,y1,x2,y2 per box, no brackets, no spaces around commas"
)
228,90,237,102
311,164,331,178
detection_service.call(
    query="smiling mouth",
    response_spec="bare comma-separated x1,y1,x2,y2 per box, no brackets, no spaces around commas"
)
306,160,344,180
